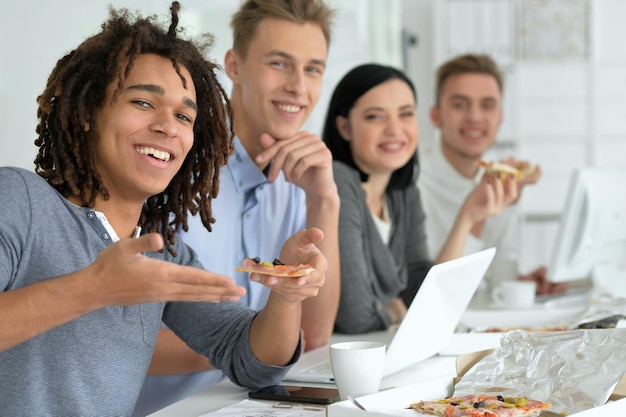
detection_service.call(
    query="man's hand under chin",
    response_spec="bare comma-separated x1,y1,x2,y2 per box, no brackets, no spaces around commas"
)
255,132,336,198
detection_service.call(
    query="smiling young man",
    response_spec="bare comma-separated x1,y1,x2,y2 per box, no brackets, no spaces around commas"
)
192,0,339,349
0,4,328,415
417,53,566,295
132,0,341,415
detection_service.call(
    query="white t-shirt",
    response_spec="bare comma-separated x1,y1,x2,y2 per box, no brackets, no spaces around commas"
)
417,140,519,284
371,198,392,245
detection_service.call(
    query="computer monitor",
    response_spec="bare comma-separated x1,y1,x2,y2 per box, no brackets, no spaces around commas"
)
548,168,626,290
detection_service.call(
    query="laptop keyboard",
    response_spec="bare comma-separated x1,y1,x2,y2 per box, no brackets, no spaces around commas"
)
304,360,333,374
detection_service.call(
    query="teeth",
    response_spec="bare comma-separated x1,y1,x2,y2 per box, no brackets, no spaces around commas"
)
136,146,171,162
277,104,301,113
380,142,403,151
463,130,483,138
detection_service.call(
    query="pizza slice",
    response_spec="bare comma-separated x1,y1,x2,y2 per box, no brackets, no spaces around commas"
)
479,160,538,182
411,394,551,417
515,162,538,179
479,160,523,181
235,257,315,277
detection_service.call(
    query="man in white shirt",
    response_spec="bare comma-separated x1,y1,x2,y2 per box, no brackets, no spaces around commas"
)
418,53,566,295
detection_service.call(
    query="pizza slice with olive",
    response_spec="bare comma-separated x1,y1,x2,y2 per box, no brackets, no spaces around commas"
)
410,394,551,417
235,257,315,278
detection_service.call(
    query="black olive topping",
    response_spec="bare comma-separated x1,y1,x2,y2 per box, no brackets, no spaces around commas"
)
272,258,284,266
450,402,458,406
497,395,504,402
252,257,260,263
474,401,485,408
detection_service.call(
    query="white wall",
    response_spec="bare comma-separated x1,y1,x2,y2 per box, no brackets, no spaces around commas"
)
0,0,401,170
401,0,436,150
0,0,235,170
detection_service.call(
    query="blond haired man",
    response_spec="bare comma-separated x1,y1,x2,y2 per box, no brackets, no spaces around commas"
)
133,1,340,414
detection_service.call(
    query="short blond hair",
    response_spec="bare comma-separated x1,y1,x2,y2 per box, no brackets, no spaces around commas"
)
230,0,335,57
435,54,504,105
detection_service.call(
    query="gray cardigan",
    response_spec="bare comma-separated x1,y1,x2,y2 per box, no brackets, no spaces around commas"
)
333,161,432,334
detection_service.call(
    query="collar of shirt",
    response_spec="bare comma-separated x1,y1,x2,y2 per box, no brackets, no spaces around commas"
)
228,138,268,194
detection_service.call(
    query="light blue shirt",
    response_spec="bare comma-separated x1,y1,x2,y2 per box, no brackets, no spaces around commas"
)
182,136,308,309
133,137,307,416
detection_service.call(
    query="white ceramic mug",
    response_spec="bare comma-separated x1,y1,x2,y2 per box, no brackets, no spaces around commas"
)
329,341,385,401
491,280,536,309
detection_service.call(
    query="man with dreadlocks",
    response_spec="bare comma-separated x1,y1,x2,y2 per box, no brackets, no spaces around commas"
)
0,3,326,415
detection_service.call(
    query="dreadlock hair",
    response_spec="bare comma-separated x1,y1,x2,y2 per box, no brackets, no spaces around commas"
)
34,2,234,256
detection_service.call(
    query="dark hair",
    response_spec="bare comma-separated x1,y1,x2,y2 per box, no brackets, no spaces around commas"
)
435,53,503,105
34,2,234,255
231,0,335,58
322,63,417,189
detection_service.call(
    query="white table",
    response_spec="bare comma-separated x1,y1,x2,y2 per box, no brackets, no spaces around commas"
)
146,292,499,417
148,346,458,416
147,378,250,416
147,287,595,416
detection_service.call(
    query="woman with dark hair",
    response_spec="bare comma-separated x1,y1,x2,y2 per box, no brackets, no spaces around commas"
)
323,64,518,334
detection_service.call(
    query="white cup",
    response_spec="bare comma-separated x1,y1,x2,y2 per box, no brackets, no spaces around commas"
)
329,341,385,401
491,280,537,309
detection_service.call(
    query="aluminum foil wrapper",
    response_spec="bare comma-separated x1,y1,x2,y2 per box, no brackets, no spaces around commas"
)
454,329,626,415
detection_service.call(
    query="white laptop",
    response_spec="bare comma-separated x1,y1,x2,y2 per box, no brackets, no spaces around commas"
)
284,247,496,383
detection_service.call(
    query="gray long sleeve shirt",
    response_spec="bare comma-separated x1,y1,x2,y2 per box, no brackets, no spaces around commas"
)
333,162,432,334
0,167,297,416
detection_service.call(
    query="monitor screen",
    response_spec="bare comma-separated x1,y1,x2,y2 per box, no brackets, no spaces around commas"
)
548,168,626,285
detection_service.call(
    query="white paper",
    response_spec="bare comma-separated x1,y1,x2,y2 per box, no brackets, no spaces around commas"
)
198,399,325,417
357,377,452,413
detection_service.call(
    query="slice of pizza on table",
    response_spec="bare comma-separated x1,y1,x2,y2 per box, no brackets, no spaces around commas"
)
236,257,315,278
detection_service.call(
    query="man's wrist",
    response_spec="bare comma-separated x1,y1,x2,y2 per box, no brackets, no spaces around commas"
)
306,186,340,210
